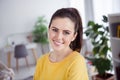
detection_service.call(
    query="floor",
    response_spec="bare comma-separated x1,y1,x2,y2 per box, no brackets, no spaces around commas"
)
13,64,35,80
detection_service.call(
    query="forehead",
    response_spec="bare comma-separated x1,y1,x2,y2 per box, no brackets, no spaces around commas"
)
51,17,75,31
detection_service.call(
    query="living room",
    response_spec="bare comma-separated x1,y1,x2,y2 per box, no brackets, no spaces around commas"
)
0,0,120,80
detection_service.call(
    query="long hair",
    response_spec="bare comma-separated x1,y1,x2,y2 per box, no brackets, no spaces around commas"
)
48,8,83,52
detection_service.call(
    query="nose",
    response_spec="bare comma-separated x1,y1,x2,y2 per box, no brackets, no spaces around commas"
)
56,32,63,40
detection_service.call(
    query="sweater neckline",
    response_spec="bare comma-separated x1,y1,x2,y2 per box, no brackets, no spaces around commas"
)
47,51,77,64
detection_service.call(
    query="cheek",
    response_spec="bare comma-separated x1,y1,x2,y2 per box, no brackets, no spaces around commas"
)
65,35,76,44
65,36,74,44
48,30,55,40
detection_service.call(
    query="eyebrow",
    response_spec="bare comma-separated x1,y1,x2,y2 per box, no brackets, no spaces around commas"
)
51,26,72,33
51,26,57,29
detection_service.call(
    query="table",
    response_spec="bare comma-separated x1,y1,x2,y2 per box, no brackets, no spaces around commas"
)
4,43,38,68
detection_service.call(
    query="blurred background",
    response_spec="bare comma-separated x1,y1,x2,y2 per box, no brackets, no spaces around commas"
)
0,0,120,80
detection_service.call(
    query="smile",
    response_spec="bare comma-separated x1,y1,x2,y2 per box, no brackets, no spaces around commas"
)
53,40,63,46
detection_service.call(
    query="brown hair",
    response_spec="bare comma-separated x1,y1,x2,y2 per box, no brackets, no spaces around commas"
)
48,8,83,52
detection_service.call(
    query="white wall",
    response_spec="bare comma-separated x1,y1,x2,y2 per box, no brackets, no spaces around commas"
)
93,0,120,23
0,0,69,67
0,0,69,48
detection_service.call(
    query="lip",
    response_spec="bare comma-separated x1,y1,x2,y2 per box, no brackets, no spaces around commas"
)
53,40,63,46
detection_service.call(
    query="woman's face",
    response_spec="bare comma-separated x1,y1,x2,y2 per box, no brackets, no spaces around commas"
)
48,17,77,52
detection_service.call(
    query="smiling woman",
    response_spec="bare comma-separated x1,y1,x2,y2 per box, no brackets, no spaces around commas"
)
33,8,89,80
48,17,76,53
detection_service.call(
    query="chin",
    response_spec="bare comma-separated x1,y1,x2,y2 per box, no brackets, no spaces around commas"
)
52,46,63,51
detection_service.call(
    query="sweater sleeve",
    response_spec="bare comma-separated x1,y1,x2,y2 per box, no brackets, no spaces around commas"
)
68,55,89,80
33,58,41,80
33,55,45,80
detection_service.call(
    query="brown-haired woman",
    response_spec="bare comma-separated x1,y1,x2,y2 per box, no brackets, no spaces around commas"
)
34,7,89,80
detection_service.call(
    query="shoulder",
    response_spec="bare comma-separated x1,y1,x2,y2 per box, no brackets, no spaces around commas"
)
37,53,49,63
72,51,85,61
68,51,87,68
67,51,89,80
68,51,87,67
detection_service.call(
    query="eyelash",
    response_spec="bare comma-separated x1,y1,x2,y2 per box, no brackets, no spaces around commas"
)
51,28,70,35
52,28,58,32
63,31,70,35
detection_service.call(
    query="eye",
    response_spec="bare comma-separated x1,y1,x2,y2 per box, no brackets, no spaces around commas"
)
52,28,58,32
63,31,70,35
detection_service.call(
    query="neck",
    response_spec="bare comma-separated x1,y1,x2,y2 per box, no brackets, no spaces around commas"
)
49,48,73,62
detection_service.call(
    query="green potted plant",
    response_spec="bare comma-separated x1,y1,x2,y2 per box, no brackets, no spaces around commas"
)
32,16,49,53
84,16,113,79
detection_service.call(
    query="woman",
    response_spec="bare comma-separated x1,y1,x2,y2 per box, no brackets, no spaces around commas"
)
34,8,89,80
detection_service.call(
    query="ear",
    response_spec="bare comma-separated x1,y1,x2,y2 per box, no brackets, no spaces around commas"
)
71,32,77,41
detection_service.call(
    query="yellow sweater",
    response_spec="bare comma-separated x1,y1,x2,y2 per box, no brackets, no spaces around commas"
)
33,51,89,80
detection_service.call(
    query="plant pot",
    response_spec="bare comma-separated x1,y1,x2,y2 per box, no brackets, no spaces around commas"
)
92,73,114,80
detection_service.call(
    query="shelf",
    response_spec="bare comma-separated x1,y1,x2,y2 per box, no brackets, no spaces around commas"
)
108,14,120,38
108,13,120,80
110,37,120,60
